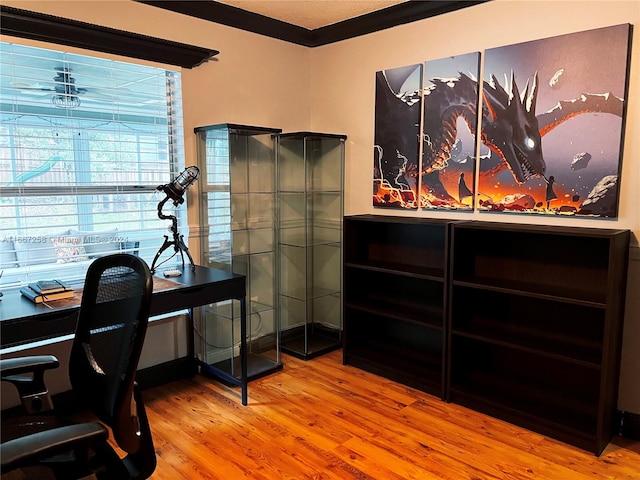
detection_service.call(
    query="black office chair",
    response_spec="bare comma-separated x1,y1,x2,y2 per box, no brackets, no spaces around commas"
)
1,253,156,480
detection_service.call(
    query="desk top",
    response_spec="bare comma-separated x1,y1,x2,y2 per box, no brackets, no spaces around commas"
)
1,265,246,348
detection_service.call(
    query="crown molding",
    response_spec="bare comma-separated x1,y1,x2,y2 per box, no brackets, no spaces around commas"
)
136,1,489,47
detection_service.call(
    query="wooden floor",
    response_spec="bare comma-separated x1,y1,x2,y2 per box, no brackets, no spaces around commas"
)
141,351,640,480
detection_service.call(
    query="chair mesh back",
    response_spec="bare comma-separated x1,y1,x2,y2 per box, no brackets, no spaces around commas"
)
70,255,152,433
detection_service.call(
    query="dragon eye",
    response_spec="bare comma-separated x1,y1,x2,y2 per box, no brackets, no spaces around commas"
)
524,137,536,150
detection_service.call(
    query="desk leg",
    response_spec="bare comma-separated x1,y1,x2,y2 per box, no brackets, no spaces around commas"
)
188,307,197,377
240,297,248,406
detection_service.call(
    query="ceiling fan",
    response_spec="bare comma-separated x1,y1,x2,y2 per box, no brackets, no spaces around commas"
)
10,65,160,109
11,66,92,108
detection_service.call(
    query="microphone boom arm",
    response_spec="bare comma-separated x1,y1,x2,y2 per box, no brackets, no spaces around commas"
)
150,194,196,273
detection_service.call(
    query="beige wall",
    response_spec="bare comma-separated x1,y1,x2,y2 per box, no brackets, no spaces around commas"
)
1,0,638,413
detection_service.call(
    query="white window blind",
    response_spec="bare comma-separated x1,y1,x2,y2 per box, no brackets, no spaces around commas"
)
0,42,187,288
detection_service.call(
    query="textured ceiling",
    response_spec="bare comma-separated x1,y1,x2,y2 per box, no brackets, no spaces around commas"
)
216,0,408,29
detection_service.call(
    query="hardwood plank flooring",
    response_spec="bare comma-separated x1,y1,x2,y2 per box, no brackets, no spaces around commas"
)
140,351,640,480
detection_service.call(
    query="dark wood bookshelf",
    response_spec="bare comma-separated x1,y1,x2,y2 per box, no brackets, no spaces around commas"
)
342,215,629,456
448,221,630,455
343,215,450,399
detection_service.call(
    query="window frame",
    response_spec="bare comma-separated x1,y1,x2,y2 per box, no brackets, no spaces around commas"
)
0,39,190,347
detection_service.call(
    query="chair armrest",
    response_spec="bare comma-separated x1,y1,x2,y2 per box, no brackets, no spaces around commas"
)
0,355,59,377
1,422,109,472
1,355,59,413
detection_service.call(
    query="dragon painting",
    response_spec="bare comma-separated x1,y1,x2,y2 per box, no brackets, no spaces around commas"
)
373,23,630,217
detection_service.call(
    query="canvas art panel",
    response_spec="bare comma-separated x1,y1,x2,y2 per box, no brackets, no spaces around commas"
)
478,23,631,217
420,52,480,210
373,64,423,209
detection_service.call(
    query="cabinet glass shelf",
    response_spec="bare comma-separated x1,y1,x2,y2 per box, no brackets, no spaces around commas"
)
278,132,346,360
195,123,283,380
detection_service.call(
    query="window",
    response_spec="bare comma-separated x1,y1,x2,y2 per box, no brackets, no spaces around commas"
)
0,42,187,288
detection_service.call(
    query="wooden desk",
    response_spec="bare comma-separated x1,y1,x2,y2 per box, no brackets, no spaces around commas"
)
0,265,249,405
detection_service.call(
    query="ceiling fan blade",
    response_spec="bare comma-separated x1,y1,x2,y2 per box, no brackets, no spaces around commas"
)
17,90,52,97
10,81,54,91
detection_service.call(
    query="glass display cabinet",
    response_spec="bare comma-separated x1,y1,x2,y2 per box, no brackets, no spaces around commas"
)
194,124,283,380
277,132,346,359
